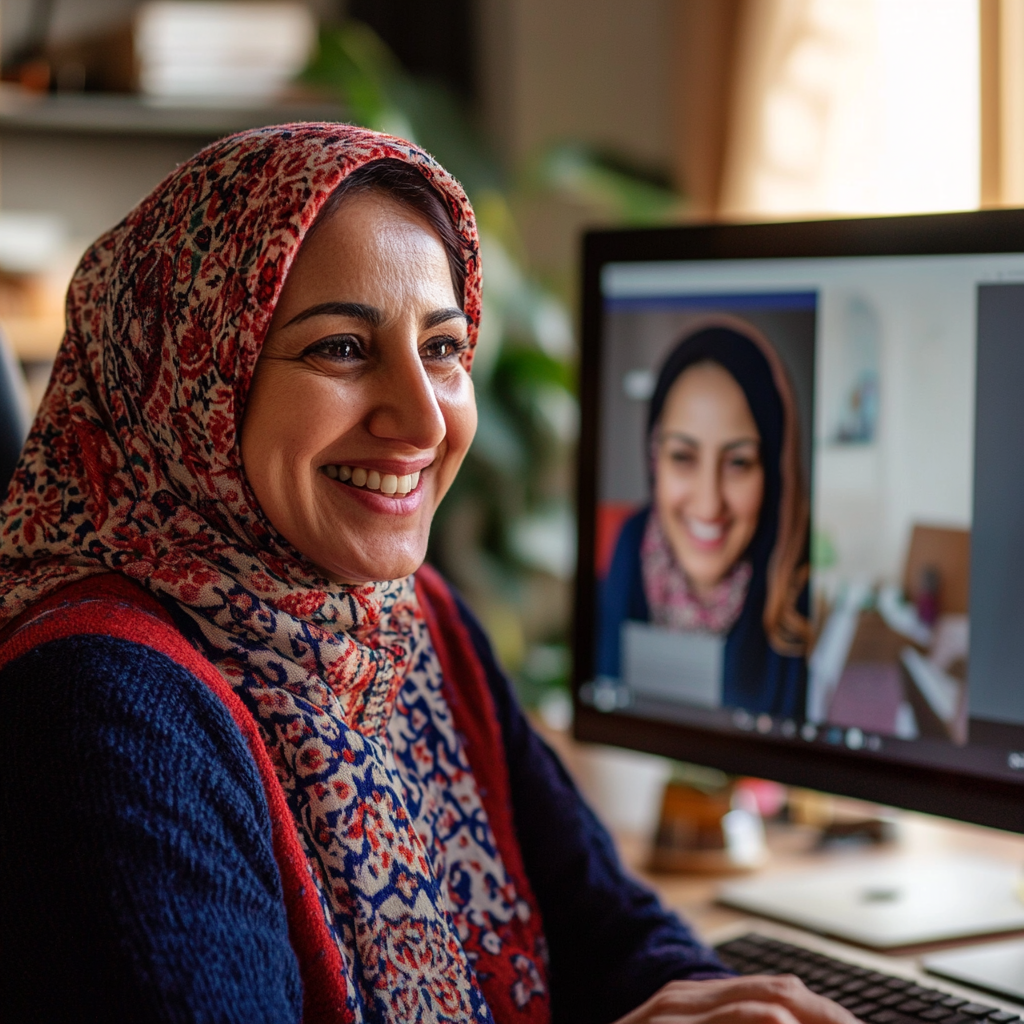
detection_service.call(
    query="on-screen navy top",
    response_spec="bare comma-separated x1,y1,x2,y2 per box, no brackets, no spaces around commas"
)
1,594,728,1024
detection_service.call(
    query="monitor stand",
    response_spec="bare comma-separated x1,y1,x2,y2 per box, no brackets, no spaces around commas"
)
718,853,1024,949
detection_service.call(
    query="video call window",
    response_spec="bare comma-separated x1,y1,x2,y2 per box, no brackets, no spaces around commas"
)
591,255,1024,762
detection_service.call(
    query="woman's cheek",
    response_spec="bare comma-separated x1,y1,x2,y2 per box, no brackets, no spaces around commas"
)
437,374,478,488
728,471,765,535
656,468,693,517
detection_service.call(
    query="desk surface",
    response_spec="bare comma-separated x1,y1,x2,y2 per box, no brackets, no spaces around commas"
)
614,812,1024,946
538,722,1024,998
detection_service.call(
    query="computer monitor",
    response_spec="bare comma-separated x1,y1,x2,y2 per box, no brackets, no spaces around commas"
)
572,209,1024,839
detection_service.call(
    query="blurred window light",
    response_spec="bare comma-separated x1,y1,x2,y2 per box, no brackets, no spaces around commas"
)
719,0,983,218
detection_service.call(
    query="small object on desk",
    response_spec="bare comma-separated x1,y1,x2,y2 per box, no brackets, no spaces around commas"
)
816,817,898,849
715,933,1021,1024
648,778,766,874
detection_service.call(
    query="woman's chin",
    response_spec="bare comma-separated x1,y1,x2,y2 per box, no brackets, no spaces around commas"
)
315,544,427,586
674,550,733,594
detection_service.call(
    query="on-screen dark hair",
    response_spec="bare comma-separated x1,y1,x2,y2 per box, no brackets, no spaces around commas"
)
309,158,467,309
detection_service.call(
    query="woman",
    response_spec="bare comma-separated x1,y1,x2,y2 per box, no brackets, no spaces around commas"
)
598,320,810,718
0,126,845,1024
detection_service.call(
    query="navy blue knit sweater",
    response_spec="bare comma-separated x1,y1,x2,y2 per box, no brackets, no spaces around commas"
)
1,597,726,1023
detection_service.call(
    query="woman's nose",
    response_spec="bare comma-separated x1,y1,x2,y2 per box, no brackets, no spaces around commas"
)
365,343,447,450
689,463,725,520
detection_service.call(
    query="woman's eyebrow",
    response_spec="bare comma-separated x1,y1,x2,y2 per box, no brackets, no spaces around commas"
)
662,431,699,446
423,307,471,329
282,301,383,328
661,433,760,449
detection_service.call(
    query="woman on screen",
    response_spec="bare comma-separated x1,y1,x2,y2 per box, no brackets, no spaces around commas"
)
598,318,810,717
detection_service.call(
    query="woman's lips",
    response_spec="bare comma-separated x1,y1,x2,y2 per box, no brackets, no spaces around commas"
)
684,516,729,550
319,461,429,514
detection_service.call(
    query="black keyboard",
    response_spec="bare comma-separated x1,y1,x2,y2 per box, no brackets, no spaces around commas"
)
714,934,1021,1024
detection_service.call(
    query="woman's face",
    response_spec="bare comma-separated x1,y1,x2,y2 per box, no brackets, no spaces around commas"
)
241,190,477,584
653,360,764,595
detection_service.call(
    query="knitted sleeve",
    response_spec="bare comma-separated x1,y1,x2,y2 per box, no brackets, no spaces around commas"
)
0,634,303,1024
453,594,731,1024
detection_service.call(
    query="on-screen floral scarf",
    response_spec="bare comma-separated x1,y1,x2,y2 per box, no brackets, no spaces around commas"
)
640,510,752,635
0,124,548,1024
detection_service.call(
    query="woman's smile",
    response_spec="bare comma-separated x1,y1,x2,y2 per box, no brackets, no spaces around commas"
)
683,515,730,548
321,463,423,497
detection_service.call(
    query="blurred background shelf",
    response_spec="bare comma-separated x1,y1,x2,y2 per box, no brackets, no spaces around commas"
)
0,85,343,137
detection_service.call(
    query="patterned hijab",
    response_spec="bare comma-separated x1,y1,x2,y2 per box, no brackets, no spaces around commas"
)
0,125,547,1022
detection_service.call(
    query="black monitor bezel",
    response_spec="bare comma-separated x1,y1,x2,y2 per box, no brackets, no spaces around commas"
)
573,208,1024,835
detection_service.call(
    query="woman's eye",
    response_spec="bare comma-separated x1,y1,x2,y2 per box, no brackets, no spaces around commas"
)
726,455,759,472
423,335,467,361
667,449,696,466
305,335,363,362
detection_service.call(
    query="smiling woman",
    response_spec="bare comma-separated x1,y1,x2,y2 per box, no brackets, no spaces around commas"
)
0,127,850,1024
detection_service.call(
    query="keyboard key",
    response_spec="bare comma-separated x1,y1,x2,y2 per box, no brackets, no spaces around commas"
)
920,992,948,1003
960,1006,999,1019
863,987,893,1000
887,980,914,991
943,999,969,1010
920,1008,957,1021
899,1000,930,1014
850,1003,882,1019
869,1011,918,1024
987,1014,1022,1024
880,993,909,1007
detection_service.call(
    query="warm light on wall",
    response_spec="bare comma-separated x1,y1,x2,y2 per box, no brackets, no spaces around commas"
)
717,0,986,218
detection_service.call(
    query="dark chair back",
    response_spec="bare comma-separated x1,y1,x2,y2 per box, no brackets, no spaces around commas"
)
0,329,31,495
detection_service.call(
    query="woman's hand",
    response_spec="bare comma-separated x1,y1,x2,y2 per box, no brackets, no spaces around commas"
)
613,976,858,1024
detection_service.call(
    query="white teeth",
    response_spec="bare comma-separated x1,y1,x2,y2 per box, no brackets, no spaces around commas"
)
323,465,422,496
688,518,724,542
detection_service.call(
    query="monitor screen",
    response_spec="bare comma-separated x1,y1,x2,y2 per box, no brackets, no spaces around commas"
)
572,210,1024,832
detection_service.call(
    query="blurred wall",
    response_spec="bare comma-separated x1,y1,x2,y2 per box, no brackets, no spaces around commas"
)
478,0,673,173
